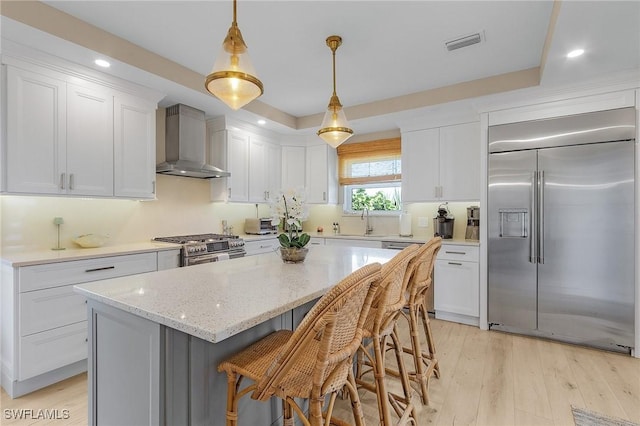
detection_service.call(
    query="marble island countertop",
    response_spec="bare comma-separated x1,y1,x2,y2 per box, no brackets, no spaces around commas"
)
74,245,396,344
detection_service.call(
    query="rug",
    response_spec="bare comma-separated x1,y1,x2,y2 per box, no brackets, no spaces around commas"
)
572,406,639,426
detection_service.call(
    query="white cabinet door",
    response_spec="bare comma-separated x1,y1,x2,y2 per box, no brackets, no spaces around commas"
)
248,137,267,202
401,128,439,202
266,142,282,199
5,66,67,194
157,249,181,270
434,259,479,317
306,144,337,204
210,130,250,202
114,93,156,199
439,122,480,201
66,83,114,196
281,146,305,191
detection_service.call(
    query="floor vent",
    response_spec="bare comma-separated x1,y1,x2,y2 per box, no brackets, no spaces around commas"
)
445,32,482,51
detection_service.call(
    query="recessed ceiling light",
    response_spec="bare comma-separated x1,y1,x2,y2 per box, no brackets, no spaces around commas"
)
94,59,111,68
257,119,266,125
567,49,584,58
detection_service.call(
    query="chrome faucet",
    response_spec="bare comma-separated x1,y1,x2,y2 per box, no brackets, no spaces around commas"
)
361,207,374,235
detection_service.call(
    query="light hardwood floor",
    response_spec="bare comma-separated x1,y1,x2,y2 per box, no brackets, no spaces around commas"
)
2,319,638,425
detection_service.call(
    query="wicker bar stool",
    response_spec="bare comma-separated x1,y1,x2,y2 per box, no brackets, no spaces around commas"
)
355,244,420,426
218,262,382,426
386,237,442,405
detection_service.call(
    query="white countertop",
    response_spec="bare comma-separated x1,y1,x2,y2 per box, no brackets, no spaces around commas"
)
1,242,182,267
242,232,479,246
74,245,396,344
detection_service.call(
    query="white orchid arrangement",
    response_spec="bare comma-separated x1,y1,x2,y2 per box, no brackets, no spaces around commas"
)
270,188,311,249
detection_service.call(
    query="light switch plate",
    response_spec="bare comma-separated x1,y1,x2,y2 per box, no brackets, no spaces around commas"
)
418,217,428,228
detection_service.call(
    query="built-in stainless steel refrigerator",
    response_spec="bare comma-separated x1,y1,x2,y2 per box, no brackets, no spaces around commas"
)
488,107,636,353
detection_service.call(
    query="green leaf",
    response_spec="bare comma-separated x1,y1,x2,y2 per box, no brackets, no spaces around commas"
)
278,233,291,248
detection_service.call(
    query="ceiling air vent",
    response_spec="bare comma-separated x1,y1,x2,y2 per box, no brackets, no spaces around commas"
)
445,32,482,51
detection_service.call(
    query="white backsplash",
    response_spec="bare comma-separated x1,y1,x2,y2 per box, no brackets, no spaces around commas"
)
0,174,479,253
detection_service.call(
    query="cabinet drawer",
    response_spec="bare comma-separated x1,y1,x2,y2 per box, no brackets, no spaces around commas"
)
20,285,86,336
244,239,280,256
19,252,157,292
438,245,479,262
19,321,88,381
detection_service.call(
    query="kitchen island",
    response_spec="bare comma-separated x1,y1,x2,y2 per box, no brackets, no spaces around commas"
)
74,245,396,425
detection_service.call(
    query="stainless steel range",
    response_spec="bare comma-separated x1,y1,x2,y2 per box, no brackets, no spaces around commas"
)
153,234,245,267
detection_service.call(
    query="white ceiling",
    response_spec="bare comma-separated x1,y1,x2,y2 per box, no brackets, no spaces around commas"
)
2,1,639,136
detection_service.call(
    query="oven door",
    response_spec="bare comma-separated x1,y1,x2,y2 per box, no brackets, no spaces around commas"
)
184,253,224,266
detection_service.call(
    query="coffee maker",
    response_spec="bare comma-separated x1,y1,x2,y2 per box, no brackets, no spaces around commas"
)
433,204,454,239
465,206,480,240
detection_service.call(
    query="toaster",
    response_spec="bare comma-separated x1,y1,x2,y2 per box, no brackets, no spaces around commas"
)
244,218,278,235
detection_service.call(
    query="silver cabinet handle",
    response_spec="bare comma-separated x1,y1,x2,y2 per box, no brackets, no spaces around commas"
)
60,173,66,190
228,188,231,198
69,173,74,190
152,181,156,194
538,170,545,264
85,266,115,273
323,191,326,201
259,245,271,249
448,262,463,266
385,245,409,250
445,251,466,255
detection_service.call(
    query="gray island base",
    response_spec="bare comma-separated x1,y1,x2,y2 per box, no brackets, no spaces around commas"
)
75,246,396,425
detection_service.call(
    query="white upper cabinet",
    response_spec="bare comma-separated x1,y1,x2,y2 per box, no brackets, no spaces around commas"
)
402,121,480,202
66,83,114,196
5,66,67,194
2,60,160,199
209,120,281,203
402,128,440,202
439,122,481,201
113,93,157,199
210,129,250,202
248,137,281,202
305,144,338,204
281,145,305,191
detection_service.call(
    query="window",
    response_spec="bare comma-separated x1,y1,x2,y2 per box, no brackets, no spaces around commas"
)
337,138,401,213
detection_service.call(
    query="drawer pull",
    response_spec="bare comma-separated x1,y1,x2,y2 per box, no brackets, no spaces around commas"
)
85,266,115,273
260,245,271,249
445,251,466,255
448,262,463,266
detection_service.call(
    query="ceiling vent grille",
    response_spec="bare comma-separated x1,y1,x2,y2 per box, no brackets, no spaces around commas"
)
445,33,482,51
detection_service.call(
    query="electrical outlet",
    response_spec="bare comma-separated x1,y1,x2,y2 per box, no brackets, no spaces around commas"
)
418,217,428,228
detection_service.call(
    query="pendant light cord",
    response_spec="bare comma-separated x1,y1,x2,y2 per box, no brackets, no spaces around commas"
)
233,0,237,24
332,49,337,97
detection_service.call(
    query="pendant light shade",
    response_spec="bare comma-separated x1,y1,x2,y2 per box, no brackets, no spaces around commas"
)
205,0,263,110
317,36,353,148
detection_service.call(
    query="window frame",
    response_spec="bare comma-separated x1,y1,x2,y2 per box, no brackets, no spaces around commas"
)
342,181,402,216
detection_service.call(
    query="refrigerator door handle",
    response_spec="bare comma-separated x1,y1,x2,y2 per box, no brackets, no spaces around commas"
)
538,170,545,264
530,171,537,263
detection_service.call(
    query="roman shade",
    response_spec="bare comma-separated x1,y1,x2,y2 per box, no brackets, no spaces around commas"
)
337,138,401,186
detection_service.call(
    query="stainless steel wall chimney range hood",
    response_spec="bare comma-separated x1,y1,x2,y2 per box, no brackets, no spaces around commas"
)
156,104,230,179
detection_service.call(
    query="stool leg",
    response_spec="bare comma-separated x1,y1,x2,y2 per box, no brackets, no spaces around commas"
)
420,296,440,379
345,370,365,426
391,324,417,422
225,372,238,426
373,335,392,426
409,300,430,405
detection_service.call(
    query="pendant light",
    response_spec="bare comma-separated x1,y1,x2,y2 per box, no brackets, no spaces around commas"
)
317,35,354,148
205,0,263,110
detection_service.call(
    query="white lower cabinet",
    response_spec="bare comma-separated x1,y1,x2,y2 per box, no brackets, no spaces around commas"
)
2,249,173,398
157,249,181,270
244,238,281,256
434,244,479,326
